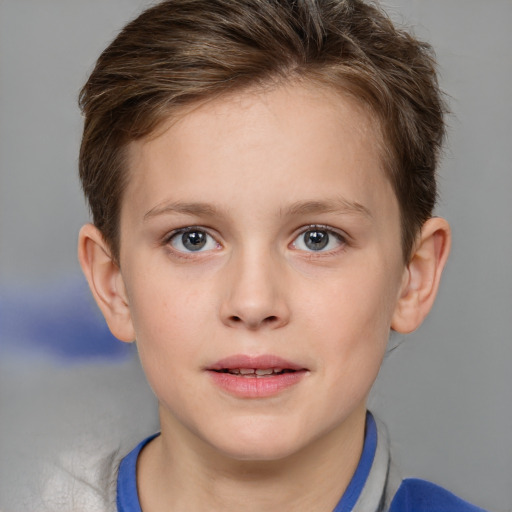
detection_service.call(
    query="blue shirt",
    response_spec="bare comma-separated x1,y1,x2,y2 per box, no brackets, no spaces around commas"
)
117,413,486,512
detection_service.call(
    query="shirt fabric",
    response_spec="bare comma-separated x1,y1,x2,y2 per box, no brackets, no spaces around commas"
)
116,412,486,512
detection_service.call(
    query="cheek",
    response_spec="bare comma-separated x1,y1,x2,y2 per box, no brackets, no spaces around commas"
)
300,265,399,342
295,261,402,387
125,270,213,371
127,258,210,330
322,283,392,392
130,287,209,411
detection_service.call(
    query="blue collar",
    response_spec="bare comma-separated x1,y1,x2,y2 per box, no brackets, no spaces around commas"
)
333,412,377,511
117,412,377,512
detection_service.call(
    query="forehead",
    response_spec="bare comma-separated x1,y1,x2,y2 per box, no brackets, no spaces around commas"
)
123,82,396,223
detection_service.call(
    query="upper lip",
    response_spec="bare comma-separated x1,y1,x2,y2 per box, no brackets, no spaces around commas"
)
206,354,306,371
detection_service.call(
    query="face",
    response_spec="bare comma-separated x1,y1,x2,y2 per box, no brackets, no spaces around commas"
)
118,83,407,461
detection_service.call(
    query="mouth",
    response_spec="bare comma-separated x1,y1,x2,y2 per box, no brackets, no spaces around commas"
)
206,355,308,398
207,354,306,374
214,367,296,377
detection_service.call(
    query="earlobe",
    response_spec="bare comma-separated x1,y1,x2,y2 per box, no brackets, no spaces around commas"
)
78,224,136,342
391,217,451,334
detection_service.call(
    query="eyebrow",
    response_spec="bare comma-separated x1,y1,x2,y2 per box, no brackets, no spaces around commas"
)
143,198,372,222
282,198,372,219
143,201,219,221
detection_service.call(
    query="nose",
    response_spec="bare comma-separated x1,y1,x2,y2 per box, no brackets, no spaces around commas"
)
219,248,290,330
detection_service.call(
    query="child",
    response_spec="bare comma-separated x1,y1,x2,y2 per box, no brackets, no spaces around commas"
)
77,0,487,510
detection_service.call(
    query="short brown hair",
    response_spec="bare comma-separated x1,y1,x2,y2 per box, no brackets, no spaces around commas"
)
79,0,446,263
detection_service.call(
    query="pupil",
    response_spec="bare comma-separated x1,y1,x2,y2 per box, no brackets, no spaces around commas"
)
305,230,328,250
182,231,206,251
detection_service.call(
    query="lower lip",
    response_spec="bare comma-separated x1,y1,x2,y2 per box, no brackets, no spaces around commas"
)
207,370,307,398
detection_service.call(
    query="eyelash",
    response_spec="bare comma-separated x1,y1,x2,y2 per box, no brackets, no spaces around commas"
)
164,226,220,257
163,224,348,257
290,225,348,255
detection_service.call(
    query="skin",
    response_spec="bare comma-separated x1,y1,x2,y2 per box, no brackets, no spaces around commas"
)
79,82,450,511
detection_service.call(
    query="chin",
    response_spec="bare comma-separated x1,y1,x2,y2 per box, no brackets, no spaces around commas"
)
204,420,311,462
216,438,302,462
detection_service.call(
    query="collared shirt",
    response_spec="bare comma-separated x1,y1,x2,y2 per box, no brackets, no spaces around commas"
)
116,412,486,512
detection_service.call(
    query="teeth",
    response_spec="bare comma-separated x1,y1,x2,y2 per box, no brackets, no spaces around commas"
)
255,369,273,376
224,368,287,377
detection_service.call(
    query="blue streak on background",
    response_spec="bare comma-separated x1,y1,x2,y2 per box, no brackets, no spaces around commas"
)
0,277,132,362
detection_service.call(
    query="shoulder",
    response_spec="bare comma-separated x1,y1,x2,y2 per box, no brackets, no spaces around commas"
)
389,478,488,512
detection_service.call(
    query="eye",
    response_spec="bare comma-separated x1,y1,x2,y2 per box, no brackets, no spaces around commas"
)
291,226,345,252
168,228,219,253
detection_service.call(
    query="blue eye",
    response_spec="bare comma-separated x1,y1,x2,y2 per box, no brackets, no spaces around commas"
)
292,227,344,252
169,228,218,253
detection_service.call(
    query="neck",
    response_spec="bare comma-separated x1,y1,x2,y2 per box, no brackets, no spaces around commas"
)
137,406,367,512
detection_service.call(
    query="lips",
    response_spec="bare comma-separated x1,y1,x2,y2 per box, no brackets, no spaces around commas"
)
208,354,305,372
206,355,308,398
217,368,292,377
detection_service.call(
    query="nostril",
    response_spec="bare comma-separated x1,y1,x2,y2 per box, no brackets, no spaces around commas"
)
223,310,288,329
228,314,279,327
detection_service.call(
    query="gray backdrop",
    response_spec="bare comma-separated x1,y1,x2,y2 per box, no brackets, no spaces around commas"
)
1,1,511,511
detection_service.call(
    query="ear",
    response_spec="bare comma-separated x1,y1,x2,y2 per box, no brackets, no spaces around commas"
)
391,217,451,334
78,223,135,342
